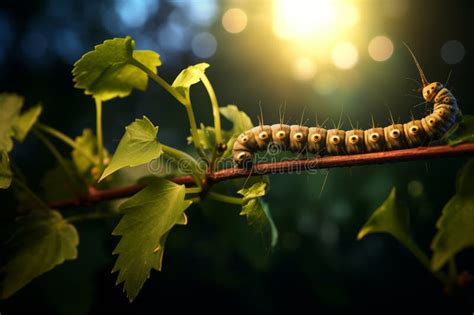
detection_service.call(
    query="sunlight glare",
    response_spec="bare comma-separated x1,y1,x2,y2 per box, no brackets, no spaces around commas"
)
292,57,317,81
332,41,358,69
273,0,358,41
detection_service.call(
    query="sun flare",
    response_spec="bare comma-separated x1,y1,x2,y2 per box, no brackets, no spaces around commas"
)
273,0,358,42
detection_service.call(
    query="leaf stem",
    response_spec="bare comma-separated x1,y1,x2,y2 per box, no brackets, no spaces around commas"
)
10,159,28,185
187,196,201,203
183,93,207,159
161,144,203,188
32,129,82,196
66,210,119,223
207,191,243,205
131,58,206,159
95,98,105,173
12,177,50,211
200,73,222,147
186,187,202,194
403,238,450,285
448,257,458,281
130,58,186,104
35,123,97,165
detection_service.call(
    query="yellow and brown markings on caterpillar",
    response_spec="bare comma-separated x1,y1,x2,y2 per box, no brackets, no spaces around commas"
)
232,46,460,167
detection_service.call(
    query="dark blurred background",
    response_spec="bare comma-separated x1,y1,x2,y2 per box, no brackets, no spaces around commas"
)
0,0,473,313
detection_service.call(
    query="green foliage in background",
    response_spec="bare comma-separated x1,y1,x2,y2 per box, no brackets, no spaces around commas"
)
0,36,473,305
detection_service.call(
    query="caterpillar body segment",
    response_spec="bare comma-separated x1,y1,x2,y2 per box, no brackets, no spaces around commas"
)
232,80,459,167
232,49,460,167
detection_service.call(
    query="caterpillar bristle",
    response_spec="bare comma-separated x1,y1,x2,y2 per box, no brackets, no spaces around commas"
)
403,42,429,87
232,49,460,167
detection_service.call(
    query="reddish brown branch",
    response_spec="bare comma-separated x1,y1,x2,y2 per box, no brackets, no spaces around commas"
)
49,143,474,209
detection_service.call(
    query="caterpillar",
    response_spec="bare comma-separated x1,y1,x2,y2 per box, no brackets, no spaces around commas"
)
232,47,460,167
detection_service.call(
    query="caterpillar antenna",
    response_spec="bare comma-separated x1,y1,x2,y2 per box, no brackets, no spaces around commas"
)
386,104,395,125
345,113,355,129
320,117,329,128
403,42,429,87
319,170,330,198
258,101,264,127
337,104,344,129
299,106,307,127
444,69,453,87
405,77,421,86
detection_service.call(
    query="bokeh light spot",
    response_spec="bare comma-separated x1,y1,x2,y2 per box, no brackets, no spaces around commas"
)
332,41,358,69
158,22,189,52
21,31,48,60
174,0,217,26
54,29,83,63
292,57,317,81
441,40,465,64
368,36,394,62
191,32,217,59
222,8,248,34
114,0,160,28
408,180,424,197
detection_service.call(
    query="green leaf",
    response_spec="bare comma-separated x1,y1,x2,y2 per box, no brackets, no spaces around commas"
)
431,158,474,271
1,210,79,299
172,63,209,98
100,116,163,181
40,161,86,202
0,93,23,152
0,151,13,189
238,182,278,247
220,104,254,134
111,178,192,301
12,104,42,142
185,105,252,156
219,105,254,158
448,115,474,146
186,123,232,151
72,36,161,102
186,123,216,150
357,188,412,245
71,128,106,179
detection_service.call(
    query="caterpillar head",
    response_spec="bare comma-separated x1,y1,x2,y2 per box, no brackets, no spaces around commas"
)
404,43,443,103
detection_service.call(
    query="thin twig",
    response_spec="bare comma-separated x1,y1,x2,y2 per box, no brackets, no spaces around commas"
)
48,143,474,209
